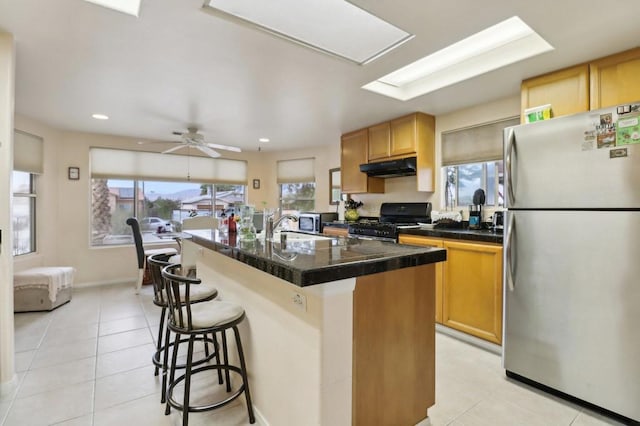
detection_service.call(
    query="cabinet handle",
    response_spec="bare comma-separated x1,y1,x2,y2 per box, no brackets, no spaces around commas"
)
505,212,515,292
505,128,516,207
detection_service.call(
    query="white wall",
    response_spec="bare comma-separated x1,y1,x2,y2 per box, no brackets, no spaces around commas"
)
0,31,16,391
248,144,340,213
7,121,340,286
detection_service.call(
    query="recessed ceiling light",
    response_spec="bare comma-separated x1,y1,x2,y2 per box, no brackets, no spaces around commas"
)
203,0,413,65
258,138,270,143
92,114,109,120
362,16,554,101
83,0,141,17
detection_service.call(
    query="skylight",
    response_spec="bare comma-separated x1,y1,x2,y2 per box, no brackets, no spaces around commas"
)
362,16,554,101
84,0,141,17
203,0,413,65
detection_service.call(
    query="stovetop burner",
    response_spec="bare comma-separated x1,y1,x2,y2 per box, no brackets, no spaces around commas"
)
347,202,432,242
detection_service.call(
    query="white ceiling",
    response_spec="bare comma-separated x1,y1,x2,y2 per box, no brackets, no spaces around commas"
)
0,0,638,153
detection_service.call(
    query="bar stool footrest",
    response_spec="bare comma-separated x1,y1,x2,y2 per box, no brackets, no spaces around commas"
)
152,335,218,370
166,364,246,413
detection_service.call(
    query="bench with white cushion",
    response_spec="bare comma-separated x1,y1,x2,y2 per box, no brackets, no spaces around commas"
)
14,266,75,312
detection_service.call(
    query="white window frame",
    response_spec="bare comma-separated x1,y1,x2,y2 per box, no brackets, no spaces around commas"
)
12,171,37,256
443,160,504,209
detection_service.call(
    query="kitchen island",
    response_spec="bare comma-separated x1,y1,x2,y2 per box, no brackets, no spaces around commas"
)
181,230,446,426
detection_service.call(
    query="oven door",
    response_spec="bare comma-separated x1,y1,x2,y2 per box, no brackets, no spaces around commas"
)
348,234,397,243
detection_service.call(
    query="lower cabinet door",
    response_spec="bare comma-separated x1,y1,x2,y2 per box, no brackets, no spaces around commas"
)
442,241,503,344
398,235,444,324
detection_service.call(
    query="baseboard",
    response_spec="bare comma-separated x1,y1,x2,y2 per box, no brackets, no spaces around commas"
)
253,404,269,426
0,373,18,397
435,324,502,356
415,416,432,426
73,278,134,288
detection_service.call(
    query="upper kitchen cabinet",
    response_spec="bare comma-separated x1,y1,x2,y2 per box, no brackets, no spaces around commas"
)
367,113,425,161
367,122,391,161
521,48,640,121
589,47,640,110
520,64,589,122
341,129,384,194
342,112,435,193
413,113,436,192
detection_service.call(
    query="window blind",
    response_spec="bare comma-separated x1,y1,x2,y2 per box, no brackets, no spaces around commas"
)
14,130,44,174
90,148,247,184
441,117,519,166
277,158,315,183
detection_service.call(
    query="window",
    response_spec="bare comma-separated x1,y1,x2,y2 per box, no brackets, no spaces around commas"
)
444,161,503,208
12,129,43,256
12,171,36,255
90,148,248,247
92,179,246,246
441,116,517,209
279,183,316,212
277,158,315,213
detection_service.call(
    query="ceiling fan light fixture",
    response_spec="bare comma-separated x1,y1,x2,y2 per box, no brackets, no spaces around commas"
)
91,113,109,120
258,138,270,143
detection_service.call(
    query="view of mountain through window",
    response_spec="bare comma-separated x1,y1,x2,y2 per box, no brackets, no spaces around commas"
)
91,179,245,246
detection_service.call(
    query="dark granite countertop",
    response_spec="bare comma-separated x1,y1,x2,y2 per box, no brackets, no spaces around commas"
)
185,230,446,287
323,221,503,244
399,227,503,244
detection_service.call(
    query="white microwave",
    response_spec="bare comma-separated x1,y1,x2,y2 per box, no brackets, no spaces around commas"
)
298,212,338,234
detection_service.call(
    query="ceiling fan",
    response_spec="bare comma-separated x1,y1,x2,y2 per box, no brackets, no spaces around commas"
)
162,127,242,158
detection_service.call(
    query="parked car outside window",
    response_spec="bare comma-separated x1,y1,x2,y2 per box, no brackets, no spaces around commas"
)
140,217,174,233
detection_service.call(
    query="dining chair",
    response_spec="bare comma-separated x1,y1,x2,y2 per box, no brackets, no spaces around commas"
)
126,217,178,294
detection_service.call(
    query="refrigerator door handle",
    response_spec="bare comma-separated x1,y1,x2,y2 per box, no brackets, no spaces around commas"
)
506,212,515,291
505,128,515,206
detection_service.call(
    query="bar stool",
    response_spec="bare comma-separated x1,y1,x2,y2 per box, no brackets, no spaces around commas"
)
161,264,255,425
147,254,220,404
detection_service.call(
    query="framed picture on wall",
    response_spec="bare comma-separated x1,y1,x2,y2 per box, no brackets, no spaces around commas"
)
253,179,260,189
68,167,80,180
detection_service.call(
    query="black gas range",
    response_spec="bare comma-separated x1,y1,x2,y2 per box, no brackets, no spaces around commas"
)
347,202,432,242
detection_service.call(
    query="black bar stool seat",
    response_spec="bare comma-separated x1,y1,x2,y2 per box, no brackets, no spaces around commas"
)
147,254,219,404
162,264,255,425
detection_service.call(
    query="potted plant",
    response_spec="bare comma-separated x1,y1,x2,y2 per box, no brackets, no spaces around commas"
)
344,198,363,222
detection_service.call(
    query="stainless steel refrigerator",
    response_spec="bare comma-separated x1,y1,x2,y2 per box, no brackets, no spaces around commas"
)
502,102,640,423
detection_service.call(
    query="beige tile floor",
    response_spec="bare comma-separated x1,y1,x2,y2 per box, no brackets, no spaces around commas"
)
0,282,630,426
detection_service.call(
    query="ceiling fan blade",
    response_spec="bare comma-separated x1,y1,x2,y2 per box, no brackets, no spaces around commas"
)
205,143,242,153
196,145,221,158
162,145,187,154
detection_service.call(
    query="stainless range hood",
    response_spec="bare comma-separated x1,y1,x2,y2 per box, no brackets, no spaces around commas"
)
359,156,417,178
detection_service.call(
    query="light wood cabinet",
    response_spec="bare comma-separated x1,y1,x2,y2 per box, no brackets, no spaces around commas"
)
520,64,589,122
590,47,640,110
399,235,503,344
367,113,423,162
390,113,421,158
322,226,348,237
367,122,391,161
521,48,640,121
398,235,444,324
342,112,435,193
442,240,503,345
340,129,384,194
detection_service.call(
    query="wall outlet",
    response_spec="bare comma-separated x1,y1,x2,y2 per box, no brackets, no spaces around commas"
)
291,292,307,311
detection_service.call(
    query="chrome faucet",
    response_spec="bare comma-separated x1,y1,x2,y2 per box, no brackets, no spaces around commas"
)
265,213,298,241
